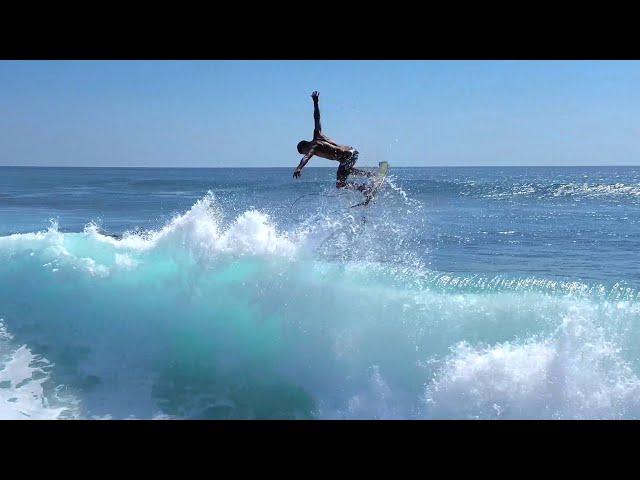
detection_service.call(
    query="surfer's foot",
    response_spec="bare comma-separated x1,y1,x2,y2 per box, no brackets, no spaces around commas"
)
360,185,373,198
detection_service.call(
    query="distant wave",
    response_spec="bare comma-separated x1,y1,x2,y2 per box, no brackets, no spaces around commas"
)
457,181,640,202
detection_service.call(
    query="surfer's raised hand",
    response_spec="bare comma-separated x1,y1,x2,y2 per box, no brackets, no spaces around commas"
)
311,91,320,102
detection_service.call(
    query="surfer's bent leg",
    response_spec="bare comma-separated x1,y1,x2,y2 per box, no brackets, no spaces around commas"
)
348,151,374,178
336,150,371,188
337,171,367,191
336,157,353,189
350,167,375,178
339,181,368,192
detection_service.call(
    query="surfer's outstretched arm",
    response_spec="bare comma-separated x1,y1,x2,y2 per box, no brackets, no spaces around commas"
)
293,149,315,178
312,91,322,139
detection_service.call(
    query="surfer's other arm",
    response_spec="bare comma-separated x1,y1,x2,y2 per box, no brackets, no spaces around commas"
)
293,148,315,178
312,91,322,138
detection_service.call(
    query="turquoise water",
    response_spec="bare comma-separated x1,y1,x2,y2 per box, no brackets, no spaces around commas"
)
1,166,640,419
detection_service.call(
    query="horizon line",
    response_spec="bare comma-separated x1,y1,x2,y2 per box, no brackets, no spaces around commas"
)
2,164,640,169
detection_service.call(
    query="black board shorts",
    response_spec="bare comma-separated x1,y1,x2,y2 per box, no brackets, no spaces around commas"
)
337,150,359,184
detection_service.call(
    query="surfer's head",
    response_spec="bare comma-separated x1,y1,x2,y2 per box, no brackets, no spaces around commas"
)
297,140,312,154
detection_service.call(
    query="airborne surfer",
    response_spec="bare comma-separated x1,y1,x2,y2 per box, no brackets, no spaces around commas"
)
293,91,374,195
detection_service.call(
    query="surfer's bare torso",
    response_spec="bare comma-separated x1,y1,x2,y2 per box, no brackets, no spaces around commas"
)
309,135,354,162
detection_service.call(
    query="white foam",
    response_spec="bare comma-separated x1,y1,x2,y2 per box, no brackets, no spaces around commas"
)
425,308,640,419
554,182,640,198
0,321,78,420
114,253,138,269
90,192,298,258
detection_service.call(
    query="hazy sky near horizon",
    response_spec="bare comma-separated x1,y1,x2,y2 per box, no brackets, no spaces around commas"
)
1,60,639,168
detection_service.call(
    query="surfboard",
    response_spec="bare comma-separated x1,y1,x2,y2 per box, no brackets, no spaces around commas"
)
351,161,389,208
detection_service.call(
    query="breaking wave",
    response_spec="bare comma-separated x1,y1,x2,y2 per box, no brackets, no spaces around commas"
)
1,192,639,419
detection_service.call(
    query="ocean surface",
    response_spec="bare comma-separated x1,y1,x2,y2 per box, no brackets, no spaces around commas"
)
1,165,639,419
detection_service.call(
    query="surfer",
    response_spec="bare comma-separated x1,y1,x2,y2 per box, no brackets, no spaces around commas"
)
293,91,373,192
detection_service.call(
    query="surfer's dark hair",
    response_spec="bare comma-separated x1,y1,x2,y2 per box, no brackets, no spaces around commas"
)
297,140,311,154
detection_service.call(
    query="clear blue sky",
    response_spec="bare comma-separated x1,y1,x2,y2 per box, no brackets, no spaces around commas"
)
1,60,639,167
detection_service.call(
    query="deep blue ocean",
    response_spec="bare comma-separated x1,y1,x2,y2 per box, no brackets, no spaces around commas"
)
1,165,639,419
